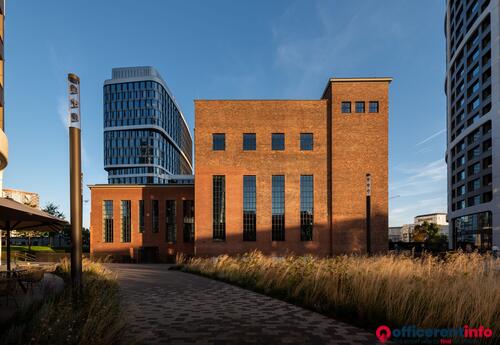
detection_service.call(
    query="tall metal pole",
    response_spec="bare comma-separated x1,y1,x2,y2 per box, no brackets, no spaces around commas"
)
366,173,372,255
68,73,82,293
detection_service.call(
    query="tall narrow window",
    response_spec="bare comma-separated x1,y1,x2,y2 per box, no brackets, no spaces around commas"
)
300,133,313,151
166,200,176,243
151,200,159,233
120,200,131,242
139,200,145,233
272,133,285,150
183,200,195,243
243,175,256,241
272,175,285,241
300,176,314,241
213,176,226,240
103,200,114,243
212,133,225,150
243,133,256,151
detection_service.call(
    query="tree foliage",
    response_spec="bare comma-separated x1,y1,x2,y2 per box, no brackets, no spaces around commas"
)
413,221,447,245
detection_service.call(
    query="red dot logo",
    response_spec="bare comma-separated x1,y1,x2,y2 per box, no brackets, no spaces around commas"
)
376,325,392,343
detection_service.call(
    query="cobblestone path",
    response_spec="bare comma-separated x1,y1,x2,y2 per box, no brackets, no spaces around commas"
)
109,264,378,345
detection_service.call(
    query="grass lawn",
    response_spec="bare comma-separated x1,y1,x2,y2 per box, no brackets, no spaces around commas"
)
8,245,56,253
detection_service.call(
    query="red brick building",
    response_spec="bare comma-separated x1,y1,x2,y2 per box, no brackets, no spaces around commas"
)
194,77,391,256
89,184,194,262
90,77,391,260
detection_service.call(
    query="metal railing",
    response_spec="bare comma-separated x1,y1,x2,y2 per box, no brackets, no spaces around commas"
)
14,251,36,264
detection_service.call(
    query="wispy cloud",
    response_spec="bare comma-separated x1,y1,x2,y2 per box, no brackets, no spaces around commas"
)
389,159,447,225
415,128,445,146
391,159,446,197
272,1,405,95
390,196,446,225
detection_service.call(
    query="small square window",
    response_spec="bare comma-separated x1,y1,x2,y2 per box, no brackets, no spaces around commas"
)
272,133,285,150
300,133,313,150
355,101,365,113
243,133,256,151
212,133,225,151
341,102,351,113
369,101,379,113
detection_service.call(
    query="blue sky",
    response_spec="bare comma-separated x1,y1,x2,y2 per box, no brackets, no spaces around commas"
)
5,0,446,227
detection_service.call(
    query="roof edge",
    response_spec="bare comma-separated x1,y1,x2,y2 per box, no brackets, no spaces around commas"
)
329,77,393,83
321,77,393,99
88,184,194,188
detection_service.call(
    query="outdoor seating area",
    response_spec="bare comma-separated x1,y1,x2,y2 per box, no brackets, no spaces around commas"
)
0,197,67,325
0,265,63,325
0,266,48,302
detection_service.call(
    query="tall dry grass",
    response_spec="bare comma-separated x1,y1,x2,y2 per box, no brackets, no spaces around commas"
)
181,251,499,336
2,257,125,345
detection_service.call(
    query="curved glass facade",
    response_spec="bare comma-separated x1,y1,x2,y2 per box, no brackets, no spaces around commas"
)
445,0,499,250
104,67,193,184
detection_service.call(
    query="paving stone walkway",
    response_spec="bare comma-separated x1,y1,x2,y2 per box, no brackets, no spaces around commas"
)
109,264,379,345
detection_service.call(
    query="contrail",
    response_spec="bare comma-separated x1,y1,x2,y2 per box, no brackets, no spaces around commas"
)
416,128,446,146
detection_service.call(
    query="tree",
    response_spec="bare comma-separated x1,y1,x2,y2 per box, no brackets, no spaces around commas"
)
21,201,64,251
42,203,69,248
413,221,445,244
43,202,65,219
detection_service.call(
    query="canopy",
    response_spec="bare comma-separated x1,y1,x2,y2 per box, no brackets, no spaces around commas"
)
0,197,67,271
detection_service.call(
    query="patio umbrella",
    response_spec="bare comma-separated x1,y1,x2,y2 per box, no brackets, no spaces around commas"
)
0,197,67,271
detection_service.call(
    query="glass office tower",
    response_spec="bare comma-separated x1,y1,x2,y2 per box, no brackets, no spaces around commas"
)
445,0,499,251
103,67,193,184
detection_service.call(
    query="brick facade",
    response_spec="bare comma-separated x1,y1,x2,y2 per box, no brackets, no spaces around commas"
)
90,77,390,259
194,78,390,256
89,184,194,262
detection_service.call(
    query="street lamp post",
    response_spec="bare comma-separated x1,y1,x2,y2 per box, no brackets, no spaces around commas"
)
366,173,372,255
68,73,82,295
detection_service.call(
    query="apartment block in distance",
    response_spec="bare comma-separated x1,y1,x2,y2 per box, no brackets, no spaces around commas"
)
194,77,391,256
445,0,499,250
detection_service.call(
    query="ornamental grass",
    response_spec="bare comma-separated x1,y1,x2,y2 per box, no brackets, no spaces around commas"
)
180,251,499,338
2,257,124,345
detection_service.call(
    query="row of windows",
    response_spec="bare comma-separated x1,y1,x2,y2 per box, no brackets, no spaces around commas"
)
449,0,490,57
452,190,492,210
453,210,492,251
451,157,491,185
108,166,167,176
451,121,491,159
449,12,490,92
105,80,161,93
104,130,182,174
104,80,193,180
451,137,491,171
104,81,185,150
452,172,492,197
448,13,491,141
109,176,168,184
213,133,314,151
212,175,314,242
341,101,379,113
102,199,195,243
